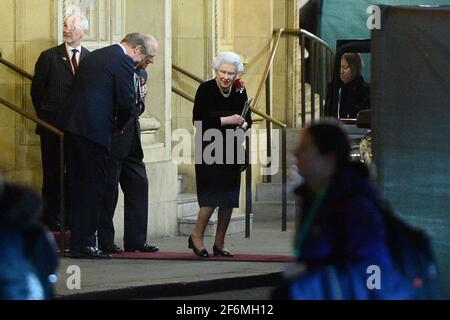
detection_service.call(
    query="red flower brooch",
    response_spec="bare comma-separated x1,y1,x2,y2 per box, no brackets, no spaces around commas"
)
234,79,246,94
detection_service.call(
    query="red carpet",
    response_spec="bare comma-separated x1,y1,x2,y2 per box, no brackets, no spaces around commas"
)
111,251,294,262
51,231,71,248
51,232,293,262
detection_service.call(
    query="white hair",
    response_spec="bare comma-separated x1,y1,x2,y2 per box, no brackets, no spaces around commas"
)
211,51,244,75
64,13,89,32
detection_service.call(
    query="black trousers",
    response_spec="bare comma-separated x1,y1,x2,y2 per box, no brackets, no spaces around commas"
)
39,134,61,227
64,133,108,249
98,123,148,247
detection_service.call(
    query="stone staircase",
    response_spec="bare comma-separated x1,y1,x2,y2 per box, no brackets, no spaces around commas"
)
176,193,249,236
176,129,305,232
252,128,302,222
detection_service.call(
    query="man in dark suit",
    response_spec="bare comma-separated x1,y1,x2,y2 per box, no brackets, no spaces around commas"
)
31,13,89,231
98,40,159,253
98,38,159,254
56,33,156,259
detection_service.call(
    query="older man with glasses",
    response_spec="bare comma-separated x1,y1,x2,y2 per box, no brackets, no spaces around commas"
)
98,36,160,254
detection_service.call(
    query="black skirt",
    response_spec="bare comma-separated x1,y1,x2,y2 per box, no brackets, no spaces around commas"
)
195,163,241,208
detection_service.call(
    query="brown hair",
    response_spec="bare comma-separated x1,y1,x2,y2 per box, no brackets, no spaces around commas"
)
342,53,364,78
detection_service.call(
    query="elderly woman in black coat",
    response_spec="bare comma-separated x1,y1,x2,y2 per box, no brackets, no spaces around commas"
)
189,51,252,258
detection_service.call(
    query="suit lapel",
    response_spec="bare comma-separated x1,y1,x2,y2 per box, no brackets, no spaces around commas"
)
57,43,73,74
79,47,89,63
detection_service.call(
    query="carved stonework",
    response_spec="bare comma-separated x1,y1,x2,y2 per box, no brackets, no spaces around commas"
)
57,0,126,50
140,116,161,146
216,0,235,52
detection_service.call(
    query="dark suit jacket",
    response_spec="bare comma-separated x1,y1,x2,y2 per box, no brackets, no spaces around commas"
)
55,44,135,152
31,43,89,135
111,68,148,159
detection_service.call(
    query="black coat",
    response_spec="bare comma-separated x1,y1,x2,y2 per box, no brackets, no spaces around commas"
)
55,44,135,152
111,69,148,159
324,75,370,119
193,79,252,208
31,43,89,135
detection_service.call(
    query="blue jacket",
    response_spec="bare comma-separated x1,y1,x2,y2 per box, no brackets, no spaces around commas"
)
291,163,414,299
0,183,58,300
55,44,135,152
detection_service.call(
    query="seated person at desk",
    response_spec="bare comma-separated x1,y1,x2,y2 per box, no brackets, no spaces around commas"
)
325,53,370,119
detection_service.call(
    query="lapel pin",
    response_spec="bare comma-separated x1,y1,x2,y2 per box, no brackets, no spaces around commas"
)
63,57,67,61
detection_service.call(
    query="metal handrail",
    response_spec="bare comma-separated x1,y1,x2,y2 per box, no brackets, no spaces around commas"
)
0,52,33,80
250,28,333,230
0,96,66,256
172,64,204,84
298,28,334,126
0,53,67,256
285,28,333,52
172,86,195,103
252,29,283,112
252,28,334,125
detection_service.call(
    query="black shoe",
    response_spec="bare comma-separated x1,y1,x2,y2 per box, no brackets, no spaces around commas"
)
213,245,234,257
70,246,112,259
124,243,159,253
99,243,124,254
188,236,209,258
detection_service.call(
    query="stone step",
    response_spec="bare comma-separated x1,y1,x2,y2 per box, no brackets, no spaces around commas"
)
255,183,296,202
261,128,301,184
177,193,200,219
262,162,301,184
178,213,251,237
252,201,297,222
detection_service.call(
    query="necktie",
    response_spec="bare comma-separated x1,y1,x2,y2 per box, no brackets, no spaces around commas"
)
71,49,79,71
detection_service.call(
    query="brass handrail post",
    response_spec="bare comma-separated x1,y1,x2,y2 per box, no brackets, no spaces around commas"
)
250,106,288,232
252,28,283,112
310,41,316,123
59,135,65,257
281,126,287,232
300,34,307,128
265,72,272,183
245,135,252,238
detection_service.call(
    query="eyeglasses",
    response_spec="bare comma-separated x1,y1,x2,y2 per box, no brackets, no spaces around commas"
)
144,55,156,65
63,23,78,31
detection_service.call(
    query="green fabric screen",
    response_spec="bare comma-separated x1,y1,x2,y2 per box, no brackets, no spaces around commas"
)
371,5,450,298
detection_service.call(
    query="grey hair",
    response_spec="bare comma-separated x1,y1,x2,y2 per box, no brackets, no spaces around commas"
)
212,51,244,75
64,13,89,32
121,33,157,56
